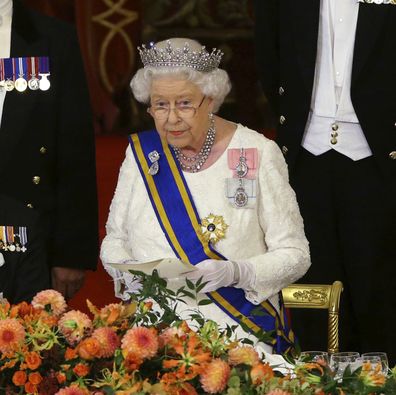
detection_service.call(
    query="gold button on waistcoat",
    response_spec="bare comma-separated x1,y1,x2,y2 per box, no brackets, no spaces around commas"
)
27,203,34,209
282,145,288,155
331,123,339,131
280,115,286,125
389,151,396,160
39,146,47,154
32,176,41,185
279,86,285,95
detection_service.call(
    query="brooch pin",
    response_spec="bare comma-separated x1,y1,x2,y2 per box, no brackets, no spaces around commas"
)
148,150,160,175
201,213,228,245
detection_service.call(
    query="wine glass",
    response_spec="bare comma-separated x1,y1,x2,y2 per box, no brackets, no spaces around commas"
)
330,352,361,382
362,352,389,376
297,351,329,365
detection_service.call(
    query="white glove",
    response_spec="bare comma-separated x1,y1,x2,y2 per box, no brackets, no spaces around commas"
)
185,259,256,293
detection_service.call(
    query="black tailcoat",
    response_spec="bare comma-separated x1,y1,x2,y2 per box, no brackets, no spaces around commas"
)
254,0,396,178
254,0,396,359
0,1,98,301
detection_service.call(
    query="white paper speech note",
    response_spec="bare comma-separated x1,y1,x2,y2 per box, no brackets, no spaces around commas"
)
108,258,196,278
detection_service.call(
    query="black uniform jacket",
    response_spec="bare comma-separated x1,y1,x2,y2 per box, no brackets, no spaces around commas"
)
0,194,50,302
254,0,396,180
0,1,98,272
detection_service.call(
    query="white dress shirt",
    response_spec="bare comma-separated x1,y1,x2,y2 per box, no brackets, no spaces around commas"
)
302,0,372,161
0,0,12,128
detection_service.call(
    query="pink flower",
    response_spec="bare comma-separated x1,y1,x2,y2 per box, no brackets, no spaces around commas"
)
0,318,26,353
92,327,120,358
32,290,67,315
55,386,89,395
200,359,230,394
121,326,159,360
158,326,186,348
58,310,92,345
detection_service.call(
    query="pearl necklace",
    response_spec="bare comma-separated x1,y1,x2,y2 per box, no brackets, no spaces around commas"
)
172,117,216,172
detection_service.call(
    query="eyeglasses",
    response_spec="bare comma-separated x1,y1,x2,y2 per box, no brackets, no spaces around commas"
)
147,96,206,120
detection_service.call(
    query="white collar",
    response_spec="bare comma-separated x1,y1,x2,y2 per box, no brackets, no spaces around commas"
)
0,0,12,25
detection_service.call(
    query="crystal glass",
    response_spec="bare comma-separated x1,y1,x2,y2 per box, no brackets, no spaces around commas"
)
297,351,329,364
362,352,389,376
330,352,361,381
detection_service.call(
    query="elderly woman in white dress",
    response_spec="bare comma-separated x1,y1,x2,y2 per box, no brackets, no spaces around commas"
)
101,38,310,356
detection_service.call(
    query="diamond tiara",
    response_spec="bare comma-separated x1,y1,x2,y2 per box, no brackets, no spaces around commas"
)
138,40,223,73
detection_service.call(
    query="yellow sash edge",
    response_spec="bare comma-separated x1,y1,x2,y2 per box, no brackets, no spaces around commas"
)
210,290,263,334
131,134,189,263
260,300,277,318
161,140,219,260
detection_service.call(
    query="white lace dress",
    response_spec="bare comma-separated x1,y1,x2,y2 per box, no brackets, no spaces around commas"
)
100,124,310,354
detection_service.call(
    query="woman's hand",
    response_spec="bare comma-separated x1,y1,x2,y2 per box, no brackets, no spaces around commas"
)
185,259,256,293
185,259,236,292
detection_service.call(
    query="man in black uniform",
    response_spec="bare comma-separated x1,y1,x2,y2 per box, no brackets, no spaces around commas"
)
0,0,98,302
254,0,396,362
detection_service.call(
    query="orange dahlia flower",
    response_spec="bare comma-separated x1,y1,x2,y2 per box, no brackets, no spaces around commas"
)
200,359,230,394
92,327,120,358
0,318,26,353
58,310,93,345
121,326,159,360
228,346,260,366
54,386,90,395
31,289,67,316
250,362,274,385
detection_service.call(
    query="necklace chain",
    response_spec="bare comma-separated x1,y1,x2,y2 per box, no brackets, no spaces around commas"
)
172,116,216,173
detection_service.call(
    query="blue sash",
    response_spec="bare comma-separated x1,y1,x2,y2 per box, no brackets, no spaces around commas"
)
129,130,295,354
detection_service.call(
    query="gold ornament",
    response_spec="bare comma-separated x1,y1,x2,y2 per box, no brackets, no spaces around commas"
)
201,213,228,245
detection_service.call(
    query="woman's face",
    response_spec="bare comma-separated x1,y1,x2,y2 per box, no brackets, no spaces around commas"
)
149,77,214,151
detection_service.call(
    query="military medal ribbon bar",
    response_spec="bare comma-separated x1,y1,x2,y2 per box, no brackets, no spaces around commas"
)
0,56,50,92
14,57,28,92
38,56,51,91
19,226,28,252
0,226,28,252
4,58,14,91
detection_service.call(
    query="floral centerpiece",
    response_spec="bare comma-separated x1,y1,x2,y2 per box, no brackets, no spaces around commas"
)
1,271,396,395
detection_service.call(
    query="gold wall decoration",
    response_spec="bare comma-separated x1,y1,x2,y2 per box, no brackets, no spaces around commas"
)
92,0,138,93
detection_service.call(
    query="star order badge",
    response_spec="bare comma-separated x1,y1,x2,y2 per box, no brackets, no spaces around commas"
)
201,213,228,245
